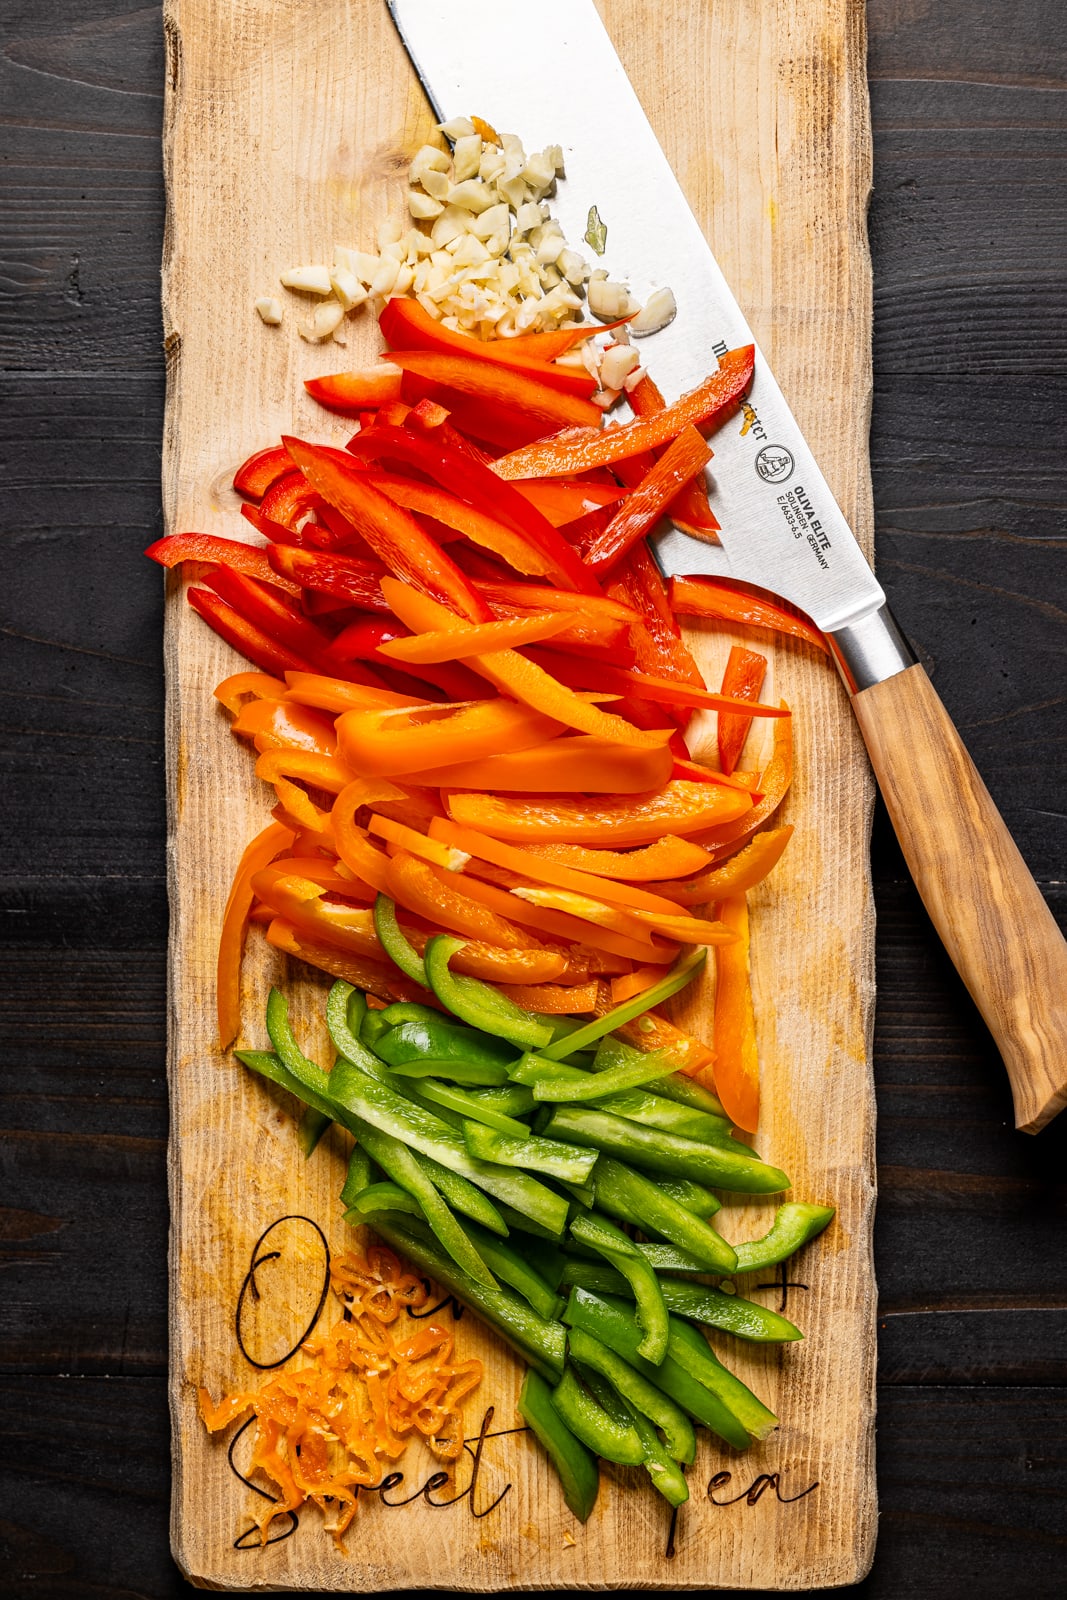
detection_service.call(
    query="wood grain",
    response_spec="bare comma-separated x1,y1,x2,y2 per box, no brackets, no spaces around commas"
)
157,0,879,1588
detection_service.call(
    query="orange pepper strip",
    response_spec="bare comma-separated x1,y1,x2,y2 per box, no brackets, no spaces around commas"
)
214,670,287,715
611,1011,716,1076
669,756,763,796
650,826,795,906
610,964,669,1005
508,886,666,945
510,478,628,527
530,650,789,719
514,887,735,949
231,696,338,755
409,735,674,795
669,574,829,654
335,697,565,778
428,819,701,917
401,923,570,985
377,611,573,664
386,850,546,952
255,748,357,796
448,867,674,964
694,712,793,856
499,981,600,1014
332,782,401,893
519,835,713,882
251,872,387,961
217,821,294,1048
713,894,760,1131
492,346,755,478
380,577,674,751
717,646,768,776
282,671,430,714
443,781,751,848
254,858,375,898
473,581,638,626
266,917,433,1004
367,813,470,872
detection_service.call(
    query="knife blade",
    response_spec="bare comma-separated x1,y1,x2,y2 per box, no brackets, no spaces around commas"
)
386,0,1067,1133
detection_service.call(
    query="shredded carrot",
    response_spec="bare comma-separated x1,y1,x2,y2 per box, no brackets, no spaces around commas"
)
199,1242,482,1549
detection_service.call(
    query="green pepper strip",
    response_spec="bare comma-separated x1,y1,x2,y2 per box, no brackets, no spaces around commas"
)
463,1120,600,1186
425,934,554,1051
569,1211,669,1364
378,1000,447,1028
369,1211,566,1380
361,1009,391,1048
550,1367,645,1466
623,1401,690,1507
654,1178,722,1217
665,1314,779,1440
540,949,706,1061
296,1105,332,1157
592,1158,737,1274
415,1078,530,1136
264,988,335,1103
518,1370,599,1524
595,1090,737,1146
531,1051,678,1102
327,1057,569,1235
558,1262,803,1343
374,1015,516,1072
406,1149,509,1236
543,1105,791,1194
465,1084,536,1119
592,1037,727,1118
566,1325,695,1464
388,1055,511,1086
347,1115,497,1289
562,1288,750,1450
373,894,430,985
458,1218,564,1320
325,981,386,1075
340,1143,373,1206
349,1181,422,1221
732,1202,836,1273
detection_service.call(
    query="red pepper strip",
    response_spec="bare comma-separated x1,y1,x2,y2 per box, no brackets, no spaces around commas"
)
327,616,487,702
188,587,318,677
607,543,707,695
402,734,674,795
145,533,302,596
381,577,673,750
628,374,721,538
199,566,340,671
259,469,324,532
240,502,317,549
377,611,573,664
669,575,829,653
232,444,295,501
217,821,294,1047
578,427,712,572
346,425,600,596
360,470,572,582
717,646,768,775
265,916,429,1005
267,544,392,613
283,438,492,623
525,648,788,718
214,670,287,715
304,365,404,414
335,697,567,777
493,345,755,478
378,298,600,396
230,697,337,756
402,398,495,465
712,894,759,1131
694,711,794,857
283,671,430,714
511,478,628,527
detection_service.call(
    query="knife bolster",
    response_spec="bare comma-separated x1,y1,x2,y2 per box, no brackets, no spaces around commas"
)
827,604,916,693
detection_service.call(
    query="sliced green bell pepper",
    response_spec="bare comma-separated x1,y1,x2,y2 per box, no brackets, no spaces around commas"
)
542,1105,790,1194
732,1202,836,1273
518,1370,599,1523
373,894,429,985
539,949,706,1060
592,1158,737,1274
463,1121,599,1186
569,1211,668,1364
550,1366,645,1466
425,935,554,1051
415,1078,530,1136
567,1325,695,1464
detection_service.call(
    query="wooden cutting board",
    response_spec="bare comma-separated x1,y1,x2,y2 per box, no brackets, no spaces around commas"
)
162,0,877,1587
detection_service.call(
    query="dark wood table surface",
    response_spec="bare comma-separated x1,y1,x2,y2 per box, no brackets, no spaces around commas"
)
2,2,1065,1595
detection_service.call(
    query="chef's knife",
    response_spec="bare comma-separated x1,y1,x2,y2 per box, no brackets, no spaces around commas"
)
386,0,1067,1132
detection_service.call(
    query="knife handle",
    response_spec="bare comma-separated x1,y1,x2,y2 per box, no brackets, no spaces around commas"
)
839,625,1067,1133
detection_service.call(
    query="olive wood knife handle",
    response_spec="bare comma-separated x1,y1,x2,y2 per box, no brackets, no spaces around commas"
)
846,654,1067,1133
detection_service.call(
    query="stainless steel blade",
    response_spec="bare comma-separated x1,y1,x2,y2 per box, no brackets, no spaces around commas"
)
387,0,885,634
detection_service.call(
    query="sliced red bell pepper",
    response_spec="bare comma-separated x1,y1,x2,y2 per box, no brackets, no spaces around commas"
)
511,478,627,527
378,298,598,397
717,646,768,775
144,533,301,596
187,586,318,678
283,437,492,623
344,424,600,596
303,364,404,414
267,543,391,612
199,566,340,671
525,648,789,718
577,426,712,572
258,468,324,531
628,373,721,538
606,543,706,697
482,315,634,361
389,350,603,431
401,397,496,464
240,502,318,548
669,575,829,653
493,345,755,478
232,444,294,502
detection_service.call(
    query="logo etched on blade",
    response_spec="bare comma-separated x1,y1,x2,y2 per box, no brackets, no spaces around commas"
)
754,445,795,484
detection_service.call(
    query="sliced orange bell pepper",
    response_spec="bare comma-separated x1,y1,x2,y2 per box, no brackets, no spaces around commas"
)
213,671,288,715
335,697,565,778
367,813,470,872
472,581,637,627
610,965,667,1005
712,894,760,1131
230,697,337,756
410,735,674,795
253,859,375,898
283,672,430,714
254,748,356,796
498,981,600,1014
579,426,712,572
493,346,755,478
613,1011,715,1077
528,649,788,719
445,780,751,848
717,646,769,776
427,819,699,917
514,887,735,949
251,871,387,962
283,438,492,623
376,611,573,663
518,835,712,882
510,887,670,947
401,924,568,986
695,712,793,856
265,917,429,1005
669,575,828,653
331,782,401,894
445,866,674,964
386,850,542,952
511,479,628,527
669,756,763,796
217,821,294,1049
650,826,795,906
